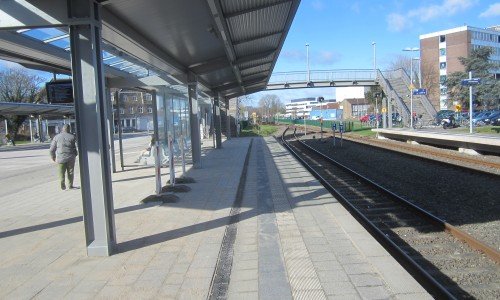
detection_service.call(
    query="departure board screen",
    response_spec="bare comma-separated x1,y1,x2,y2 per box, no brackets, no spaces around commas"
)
46,80,73,104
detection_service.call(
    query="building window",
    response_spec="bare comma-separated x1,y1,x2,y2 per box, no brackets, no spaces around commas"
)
439,35,445,43
440,62,446,69
147,107,153,113
440,87,447,95
132,95,138,101
129,107,134,114
439,48,446,56
119,108,124,115
138,106,143,113
440,75,447,84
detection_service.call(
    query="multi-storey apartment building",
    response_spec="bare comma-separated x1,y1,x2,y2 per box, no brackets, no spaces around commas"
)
420,25,500,110
113,90,154,131
284,97,337,118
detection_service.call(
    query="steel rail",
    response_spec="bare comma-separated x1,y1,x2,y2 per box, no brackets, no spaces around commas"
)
290,129,500,264
280,127,455,299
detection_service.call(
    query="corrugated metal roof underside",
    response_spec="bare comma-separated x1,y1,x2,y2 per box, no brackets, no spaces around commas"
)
220,0,288,14
226,3,291,42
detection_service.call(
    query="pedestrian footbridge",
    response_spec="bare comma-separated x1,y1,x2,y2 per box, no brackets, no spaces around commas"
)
267,69,438,127
267,69,378,89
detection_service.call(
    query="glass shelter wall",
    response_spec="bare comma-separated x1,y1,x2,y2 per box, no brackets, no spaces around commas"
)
156,85,191,165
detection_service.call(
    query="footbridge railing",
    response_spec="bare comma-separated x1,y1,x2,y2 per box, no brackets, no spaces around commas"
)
267,69,378,89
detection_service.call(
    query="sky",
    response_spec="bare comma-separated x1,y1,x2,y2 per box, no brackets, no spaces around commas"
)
1,0,499,105
250,0,500,105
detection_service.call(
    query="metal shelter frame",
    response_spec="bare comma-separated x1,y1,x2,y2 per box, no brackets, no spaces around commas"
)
0,0,299,256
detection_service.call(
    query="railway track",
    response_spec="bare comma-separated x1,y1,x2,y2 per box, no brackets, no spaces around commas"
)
281,128,500,299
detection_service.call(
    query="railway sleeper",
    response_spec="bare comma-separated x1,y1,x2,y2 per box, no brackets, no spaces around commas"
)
451,284,500,299
402,243,488,258
412,253,493,271
385,232,457,245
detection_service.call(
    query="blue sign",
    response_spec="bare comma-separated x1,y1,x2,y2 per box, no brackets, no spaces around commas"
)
339,124,344,132
332,123,337,130
412,88,427,95
461,78,481,86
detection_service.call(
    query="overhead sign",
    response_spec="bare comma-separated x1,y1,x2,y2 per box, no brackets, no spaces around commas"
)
412,88,427,95
461,78,481,86
46,80,73,104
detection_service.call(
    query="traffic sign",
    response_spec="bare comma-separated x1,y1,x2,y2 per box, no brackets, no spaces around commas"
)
381,107,387,113
461,78,481,86
412,88,427,95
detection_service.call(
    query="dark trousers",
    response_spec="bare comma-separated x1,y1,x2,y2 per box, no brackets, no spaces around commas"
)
58,159,75,189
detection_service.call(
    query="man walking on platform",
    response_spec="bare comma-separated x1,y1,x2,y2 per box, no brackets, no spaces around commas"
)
50,124,78,190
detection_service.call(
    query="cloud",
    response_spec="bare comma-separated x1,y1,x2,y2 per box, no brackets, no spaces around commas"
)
387,0,477,32
311,0,326,11
479,3,500,18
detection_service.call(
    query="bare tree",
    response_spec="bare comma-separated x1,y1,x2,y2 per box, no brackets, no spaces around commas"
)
420,60,439,105
258,94,284,123
388,54,420,84
0,68,45,140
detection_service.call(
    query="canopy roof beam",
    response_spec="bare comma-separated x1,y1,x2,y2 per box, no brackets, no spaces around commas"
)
233,30,282,45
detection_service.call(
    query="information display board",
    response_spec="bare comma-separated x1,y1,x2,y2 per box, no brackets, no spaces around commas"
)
46,80,74,104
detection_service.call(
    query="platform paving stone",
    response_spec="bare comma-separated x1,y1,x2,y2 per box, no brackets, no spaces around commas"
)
0,135,432,299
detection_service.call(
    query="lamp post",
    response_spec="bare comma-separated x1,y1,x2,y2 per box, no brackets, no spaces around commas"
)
306,43,310,83
403,47,419,129
372,42,376,78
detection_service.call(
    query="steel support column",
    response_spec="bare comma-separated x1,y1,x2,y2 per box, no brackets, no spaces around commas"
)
105,88,116,173
69,0,116,256
382,96,387,129
187,74,202,168
225,98,231,140
115,91,124,171
151,91,162,194
214,94,222,149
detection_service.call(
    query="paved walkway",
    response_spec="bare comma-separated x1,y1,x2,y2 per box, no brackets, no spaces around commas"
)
0,136,430,299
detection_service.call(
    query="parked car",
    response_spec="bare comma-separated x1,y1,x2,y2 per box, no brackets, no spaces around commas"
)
490,112,500,126
472,110,497,126
482,111,500,125
359,114,370,123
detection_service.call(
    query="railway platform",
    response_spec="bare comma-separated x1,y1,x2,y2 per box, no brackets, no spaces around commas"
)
373,128,500,155
0,136,429,299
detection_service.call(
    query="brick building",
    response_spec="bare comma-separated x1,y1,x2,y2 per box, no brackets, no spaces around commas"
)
420,25,500,110
113,90,154,131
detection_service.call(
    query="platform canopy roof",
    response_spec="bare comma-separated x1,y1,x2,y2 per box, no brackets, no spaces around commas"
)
0,101,73,116
0,0,300,98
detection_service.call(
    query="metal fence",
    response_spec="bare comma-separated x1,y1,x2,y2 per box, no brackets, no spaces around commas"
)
276,118,355,132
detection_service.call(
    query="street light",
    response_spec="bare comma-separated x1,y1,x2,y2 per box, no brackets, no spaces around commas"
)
306,43,310,83
403,47,419,129
372,42,376,77
372,42,378,128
